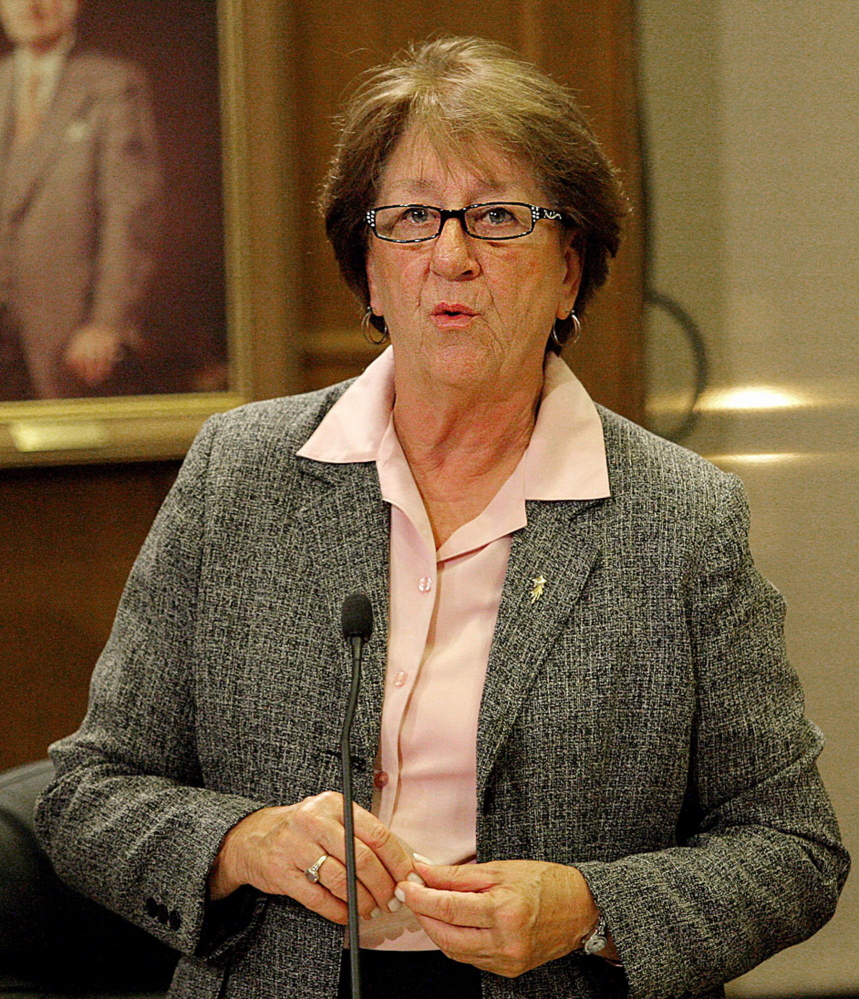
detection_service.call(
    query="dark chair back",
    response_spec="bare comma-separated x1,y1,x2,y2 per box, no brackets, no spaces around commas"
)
0,759,177,996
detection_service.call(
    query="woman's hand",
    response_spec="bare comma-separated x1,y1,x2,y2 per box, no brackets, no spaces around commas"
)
208,791,418,925
396,859,617,977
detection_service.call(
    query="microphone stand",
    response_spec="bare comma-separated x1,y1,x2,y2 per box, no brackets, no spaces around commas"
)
341,632,364,999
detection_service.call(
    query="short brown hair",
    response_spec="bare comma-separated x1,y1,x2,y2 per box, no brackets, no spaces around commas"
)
320,36,626,348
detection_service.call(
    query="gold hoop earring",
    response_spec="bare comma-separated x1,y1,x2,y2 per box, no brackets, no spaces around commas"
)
570,310,582,344
550,309,581,350
362,307,389,346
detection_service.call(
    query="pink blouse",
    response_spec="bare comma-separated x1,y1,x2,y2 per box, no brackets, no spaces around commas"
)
298,347,610,948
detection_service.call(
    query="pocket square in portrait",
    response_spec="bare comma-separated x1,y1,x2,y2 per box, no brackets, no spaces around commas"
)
65,119,93,142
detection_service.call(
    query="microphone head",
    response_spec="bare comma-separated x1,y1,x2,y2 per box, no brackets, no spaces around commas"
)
341,592,374,642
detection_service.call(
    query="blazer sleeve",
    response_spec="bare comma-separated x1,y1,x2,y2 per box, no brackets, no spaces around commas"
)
88,62,163,341
34,416,266,961
577,473,850,999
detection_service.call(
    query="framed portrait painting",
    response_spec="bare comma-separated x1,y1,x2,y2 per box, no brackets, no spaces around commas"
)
0,0,253,465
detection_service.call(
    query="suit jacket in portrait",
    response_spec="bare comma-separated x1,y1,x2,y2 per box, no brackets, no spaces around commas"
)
35,382,849,999
0,47,162,398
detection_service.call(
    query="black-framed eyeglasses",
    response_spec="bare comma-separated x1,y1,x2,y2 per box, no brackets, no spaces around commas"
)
365,202,569,243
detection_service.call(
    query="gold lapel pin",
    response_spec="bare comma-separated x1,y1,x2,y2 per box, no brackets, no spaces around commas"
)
530,575,547,603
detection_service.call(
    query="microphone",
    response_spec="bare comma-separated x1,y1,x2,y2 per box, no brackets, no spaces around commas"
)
341,591,374,646
340,593,373,999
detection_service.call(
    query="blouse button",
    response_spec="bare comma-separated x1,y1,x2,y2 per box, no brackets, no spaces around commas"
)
374,771,389,789
418,576,433,593
393,670,408,688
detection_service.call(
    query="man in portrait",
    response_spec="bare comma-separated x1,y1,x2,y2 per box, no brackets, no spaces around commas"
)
0,0,162,401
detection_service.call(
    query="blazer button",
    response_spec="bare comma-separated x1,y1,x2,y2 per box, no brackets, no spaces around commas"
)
156,903,169,924
168,909,182,931
145,897,159,919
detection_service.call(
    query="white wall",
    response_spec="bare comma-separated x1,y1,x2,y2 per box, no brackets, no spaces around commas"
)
638,2,858,995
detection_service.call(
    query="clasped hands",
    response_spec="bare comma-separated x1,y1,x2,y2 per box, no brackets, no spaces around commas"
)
209,791,612,977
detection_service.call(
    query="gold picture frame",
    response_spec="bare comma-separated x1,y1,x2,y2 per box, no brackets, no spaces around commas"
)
0,0,255,467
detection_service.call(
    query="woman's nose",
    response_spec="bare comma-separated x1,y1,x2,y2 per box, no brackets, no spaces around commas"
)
429,217,480,279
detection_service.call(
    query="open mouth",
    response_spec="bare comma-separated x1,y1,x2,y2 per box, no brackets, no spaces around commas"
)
432,303,477,320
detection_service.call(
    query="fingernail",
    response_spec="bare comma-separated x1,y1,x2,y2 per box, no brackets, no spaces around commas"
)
388,896,402,911
413,853,433,865
370,907,384,919
394,887,406,903
407,872,425,885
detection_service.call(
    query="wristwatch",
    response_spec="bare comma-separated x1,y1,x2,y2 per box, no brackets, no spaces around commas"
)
580,913,609,956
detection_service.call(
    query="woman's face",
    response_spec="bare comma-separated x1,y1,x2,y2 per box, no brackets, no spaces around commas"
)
366,128,581,395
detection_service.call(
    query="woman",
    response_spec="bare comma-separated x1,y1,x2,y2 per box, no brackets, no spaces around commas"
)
36,37,848,999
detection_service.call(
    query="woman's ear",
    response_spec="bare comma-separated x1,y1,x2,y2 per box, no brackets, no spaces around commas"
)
556,239,583,320
366,250,382,316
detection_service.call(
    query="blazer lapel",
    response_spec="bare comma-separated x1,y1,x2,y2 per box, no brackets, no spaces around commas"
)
476,498,606,798
280,449,607,809
289,458,391,799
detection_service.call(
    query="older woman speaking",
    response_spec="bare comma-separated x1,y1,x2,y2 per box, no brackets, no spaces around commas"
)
36,37,848,999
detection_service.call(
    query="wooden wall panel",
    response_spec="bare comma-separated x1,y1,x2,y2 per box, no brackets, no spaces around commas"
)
0,464,178,769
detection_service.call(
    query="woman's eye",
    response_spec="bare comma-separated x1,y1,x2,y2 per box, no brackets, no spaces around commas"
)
485,207,514,224
404,208,432,224
472,205,516,226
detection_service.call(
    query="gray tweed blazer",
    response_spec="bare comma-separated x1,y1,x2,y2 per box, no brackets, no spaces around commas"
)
35,380,849,999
